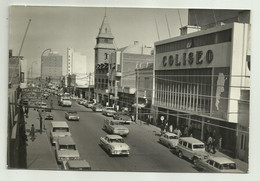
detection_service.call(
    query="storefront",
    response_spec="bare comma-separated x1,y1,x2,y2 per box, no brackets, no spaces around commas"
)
154,23,250,157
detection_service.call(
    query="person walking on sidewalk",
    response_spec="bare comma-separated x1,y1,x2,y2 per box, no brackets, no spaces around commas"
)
39,113,43,134
30,124,35,141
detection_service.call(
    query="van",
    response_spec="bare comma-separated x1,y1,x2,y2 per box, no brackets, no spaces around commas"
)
50,121,71,145
175,137,209,164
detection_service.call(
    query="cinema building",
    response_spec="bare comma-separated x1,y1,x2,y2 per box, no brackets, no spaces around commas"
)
153,22,250,159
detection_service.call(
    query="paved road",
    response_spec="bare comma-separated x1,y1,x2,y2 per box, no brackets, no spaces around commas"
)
43,95,198,172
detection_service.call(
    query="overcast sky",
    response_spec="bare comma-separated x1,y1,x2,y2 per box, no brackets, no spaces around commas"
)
9,6,188,77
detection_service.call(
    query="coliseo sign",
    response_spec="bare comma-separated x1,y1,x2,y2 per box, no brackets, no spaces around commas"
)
162,50,213,67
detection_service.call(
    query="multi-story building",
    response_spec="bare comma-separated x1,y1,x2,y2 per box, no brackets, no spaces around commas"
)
94,14,116,105
108,41,154,111
41,52,63,83
153,20,250,159
67,47,88,74
9,49,23,85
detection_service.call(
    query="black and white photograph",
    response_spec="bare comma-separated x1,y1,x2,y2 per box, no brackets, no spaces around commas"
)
1,0,260,181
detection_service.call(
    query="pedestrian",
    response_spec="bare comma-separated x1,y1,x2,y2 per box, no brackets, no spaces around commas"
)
176,127,182,138
207,135,213,152
39,114,43,134
50,99,53,109
169,124,173,133
219,136,222,150
30,124,35,141
184,125,189,137
25,106,29,118
212,137,216,154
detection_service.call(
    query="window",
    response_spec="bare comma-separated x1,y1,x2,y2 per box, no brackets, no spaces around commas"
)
183,141,187,147
214,162,220,169
188,143,192,149
208,160,214,166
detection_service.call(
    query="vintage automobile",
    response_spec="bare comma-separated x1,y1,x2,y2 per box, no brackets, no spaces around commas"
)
102,107,117,116
100,135,130,156
44,112,54,120
194,156,243,173
103,119,129,137
92,104,103,112
175,137,209,164
159,132,179,149
113,113,132,124
55,136,80,164
65,111,80,121
50,121,71,145
86,101,95,108
61,159,91,171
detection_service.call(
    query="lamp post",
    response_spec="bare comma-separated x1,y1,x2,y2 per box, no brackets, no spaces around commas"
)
30,61,38,82
41,48,52,80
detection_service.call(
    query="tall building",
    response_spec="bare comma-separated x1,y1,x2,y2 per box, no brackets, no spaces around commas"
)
67,48,87,75
41,52,63,83
94,13,116,104
154,17,250,161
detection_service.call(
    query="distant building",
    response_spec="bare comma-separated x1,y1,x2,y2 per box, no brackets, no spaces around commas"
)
94,13,116,104
41,52,63,83
107,41,154,110
8,49,23,85
67,48,87,74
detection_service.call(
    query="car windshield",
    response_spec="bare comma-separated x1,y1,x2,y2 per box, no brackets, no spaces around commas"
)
69,112,77,115
53,128,69,132
193,144,205,149
169,136,178,139
110,138,124,143
106,107,114,110
59,144,76,150
111,121,123,125
220,163,237,170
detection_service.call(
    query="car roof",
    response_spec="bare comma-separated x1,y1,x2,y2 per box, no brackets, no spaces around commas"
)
210,157,235,164
58,136,75,145
106,134,123,139
179,137,204,144
164,132,178,137
51,121,69,128
67,160,91,168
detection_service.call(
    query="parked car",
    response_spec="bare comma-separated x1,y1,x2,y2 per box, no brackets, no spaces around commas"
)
92,104,103,112
159,132,179,149
77,99,86,105
100,135,130,156
113,113,132,124
102,107,117,116
86,101,95,108
194,156,243,173
44,112,54,120
103,119,129,137
61,159,91,171
50,121,71,145
55,136,80,164
175,137,209,164
65,111,80,121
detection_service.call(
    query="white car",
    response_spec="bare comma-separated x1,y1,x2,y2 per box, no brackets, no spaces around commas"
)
100,135,130,156
102,107,117,116
103,119,129,137
65,111,80,121
159,132,179,149
55,136,80,164
61,159,91,171
50,121,71,145
195,156,243,173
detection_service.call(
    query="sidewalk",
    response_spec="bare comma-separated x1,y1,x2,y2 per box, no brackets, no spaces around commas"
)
134,119,248,173
25,108,59,170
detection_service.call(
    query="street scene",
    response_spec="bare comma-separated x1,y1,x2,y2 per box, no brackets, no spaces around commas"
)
7,7,250,173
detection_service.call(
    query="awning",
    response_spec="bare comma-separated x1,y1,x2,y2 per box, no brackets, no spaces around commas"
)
132,103,146,108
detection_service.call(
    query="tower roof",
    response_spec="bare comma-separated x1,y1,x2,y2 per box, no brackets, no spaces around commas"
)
97,15,114,39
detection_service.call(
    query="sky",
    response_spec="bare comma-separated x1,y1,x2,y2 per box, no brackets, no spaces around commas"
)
9,6,188,77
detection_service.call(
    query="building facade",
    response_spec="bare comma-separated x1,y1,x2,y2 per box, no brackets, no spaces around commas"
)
108,41,154,111
94,14,116,105
41,52,63,83
154,22,250,158
67,48,87,75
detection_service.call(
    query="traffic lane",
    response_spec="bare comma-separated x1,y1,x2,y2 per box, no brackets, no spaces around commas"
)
65,107,198,172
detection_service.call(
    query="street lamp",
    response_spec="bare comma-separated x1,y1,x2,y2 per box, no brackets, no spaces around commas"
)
30,61,38,82
41,48,52,79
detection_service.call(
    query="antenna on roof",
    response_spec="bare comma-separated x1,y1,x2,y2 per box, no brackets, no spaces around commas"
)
177,9,183,27
165,14,171,38
155,18,160,41
212,10,217,26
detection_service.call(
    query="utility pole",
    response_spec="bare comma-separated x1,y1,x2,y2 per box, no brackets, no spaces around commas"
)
135,67,139,124
88,73,91,101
